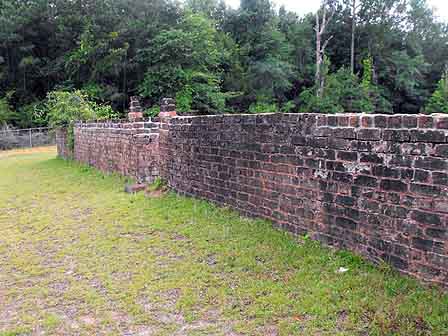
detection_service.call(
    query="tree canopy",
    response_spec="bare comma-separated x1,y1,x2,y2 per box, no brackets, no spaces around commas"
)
1,0,448,126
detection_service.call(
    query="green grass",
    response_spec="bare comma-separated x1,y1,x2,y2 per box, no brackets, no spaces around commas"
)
0,147,447,335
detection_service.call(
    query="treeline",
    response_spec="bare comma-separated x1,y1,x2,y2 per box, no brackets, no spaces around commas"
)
1,0,448,127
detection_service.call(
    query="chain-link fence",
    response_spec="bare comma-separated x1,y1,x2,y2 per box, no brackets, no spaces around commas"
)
0,126,55,150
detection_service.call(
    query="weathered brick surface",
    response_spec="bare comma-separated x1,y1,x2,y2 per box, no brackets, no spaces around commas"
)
56,128,73,159
70,120,160,182
159,113,448,286
57,113,448,286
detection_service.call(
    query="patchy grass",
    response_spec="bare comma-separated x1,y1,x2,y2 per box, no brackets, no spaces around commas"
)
0,147,447,336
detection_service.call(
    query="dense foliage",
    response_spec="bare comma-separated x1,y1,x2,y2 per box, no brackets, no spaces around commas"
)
46,90,118,148
1,0,448,126
425,69,448,113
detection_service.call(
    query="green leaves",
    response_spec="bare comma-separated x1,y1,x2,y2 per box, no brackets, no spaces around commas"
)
425,70,448,113
46,90,118,128
140,13,228,114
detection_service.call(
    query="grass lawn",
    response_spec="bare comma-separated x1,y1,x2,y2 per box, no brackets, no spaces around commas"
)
0,147,447,336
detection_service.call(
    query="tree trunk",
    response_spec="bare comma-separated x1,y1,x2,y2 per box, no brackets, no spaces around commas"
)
315,2,333,98
350,0,356,74
315,12,321,97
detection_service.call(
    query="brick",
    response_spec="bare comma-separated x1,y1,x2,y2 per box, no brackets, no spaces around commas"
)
361,115,374,128
336,195,356,207
374,115,387,128
333,128,356,139
432,172,448,186
410,183,441,197
337,151,358,161
402,115,418,128
435,116,448,129
383,129,410,142
372,165,400,178
418,116,434,128
382,204,409,219
388,155,413,168
331,172,353,184
349,115,360,127
354,175,378,187
357,128,381,140
426,228,446,239
415,157,447,171
380,179,408,192
387,116,402,128
412,237,433,251
411,210,442,225
413,170,430,183
335,217,357,230
410,130,446,143
434,144,448,157
360,153,384,164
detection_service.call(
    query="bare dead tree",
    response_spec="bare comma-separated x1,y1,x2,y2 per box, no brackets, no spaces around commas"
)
350,0,361,74
315,1,334,97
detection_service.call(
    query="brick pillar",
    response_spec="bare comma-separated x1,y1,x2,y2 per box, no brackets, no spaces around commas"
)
128,96,143,121
159,98,177,118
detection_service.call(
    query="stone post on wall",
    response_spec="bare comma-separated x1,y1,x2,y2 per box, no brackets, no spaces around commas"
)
159,98,177,118
128,96,143,121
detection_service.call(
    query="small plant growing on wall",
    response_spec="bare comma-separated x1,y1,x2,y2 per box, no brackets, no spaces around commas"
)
46,90,118,150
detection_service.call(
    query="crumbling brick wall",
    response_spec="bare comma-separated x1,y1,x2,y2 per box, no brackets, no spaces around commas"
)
160,113,448,286
57,112,448,286
56,128,73,159
73,120,160,182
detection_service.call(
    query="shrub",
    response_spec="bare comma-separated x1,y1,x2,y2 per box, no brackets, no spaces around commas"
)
144,106,160,118
299,66,391,113
46,90,118,149
425,69,448,113
249,96,278,113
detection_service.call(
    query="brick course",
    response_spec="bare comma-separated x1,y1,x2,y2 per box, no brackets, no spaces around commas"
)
57,112,448,286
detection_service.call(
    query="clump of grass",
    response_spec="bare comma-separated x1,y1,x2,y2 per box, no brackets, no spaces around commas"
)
147,177,167,192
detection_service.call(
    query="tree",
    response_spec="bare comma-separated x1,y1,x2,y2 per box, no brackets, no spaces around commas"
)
425,69,448,113
139,13,228,113
349,0,361,74
300,66,377,113
315,1,334,97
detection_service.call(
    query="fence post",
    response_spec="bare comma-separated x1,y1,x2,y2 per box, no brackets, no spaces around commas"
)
29,129,33,148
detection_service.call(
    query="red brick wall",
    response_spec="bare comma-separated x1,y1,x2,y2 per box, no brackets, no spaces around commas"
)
57,113,448,286
56,128,73,160
160,113,448,286
72,120,160,182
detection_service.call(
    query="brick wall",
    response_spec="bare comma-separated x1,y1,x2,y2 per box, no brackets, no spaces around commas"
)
56,128,73,159
72,120,160,182
57,112,448,286
160,113,448,286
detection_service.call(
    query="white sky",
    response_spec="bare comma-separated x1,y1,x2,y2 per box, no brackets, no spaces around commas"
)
225,0,448,22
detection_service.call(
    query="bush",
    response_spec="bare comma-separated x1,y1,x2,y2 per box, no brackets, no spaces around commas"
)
0,92,18,126
144,106,160,118
249,96,278,113
46,90,118,149
299,67,391,113
425,70,448,113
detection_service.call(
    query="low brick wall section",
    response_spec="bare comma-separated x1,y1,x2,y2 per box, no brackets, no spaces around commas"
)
58,113,448,286
72,120,160,182
160,113,448,286
56,128,73,159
